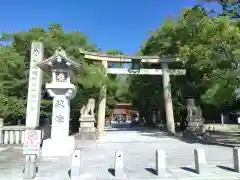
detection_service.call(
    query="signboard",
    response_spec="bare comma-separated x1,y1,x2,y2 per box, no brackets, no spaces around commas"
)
23,130,41,155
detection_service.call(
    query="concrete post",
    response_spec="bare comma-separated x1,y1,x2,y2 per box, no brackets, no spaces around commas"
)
233,147,240,173
97,60,108,139
23,154,37,179
71,150,81,179
162,62,175,135
115,150,125,178
194,149,207,174
156,150,166,176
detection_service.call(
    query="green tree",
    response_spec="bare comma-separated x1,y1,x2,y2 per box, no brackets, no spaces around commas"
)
201,0,240,18
0,24,118,125
130,6,240,134
0,46,26,123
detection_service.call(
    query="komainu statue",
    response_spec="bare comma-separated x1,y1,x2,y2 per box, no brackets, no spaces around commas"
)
80,98,95,118
186,99,205,135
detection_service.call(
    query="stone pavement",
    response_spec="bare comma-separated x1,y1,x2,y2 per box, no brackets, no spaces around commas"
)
0,122,240,180
204,130,240,148
203,124,240,147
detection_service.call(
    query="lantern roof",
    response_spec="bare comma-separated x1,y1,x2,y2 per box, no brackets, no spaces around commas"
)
37,48,82,72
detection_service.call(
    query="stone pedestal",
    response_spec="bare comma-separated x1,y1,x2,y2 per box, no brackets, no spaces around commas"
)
41,136,75,156
79,117,95,132
41,88,76,157
186,99,204,135
78,116,96,140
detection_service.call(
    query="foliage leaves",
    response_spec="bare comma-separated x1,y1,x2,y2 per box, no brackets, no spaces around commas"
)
130,6,240,127
0,24,125,123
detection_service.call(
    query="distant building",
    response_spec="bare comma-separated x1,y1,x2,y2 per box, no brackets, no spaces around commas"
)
113,103,138,121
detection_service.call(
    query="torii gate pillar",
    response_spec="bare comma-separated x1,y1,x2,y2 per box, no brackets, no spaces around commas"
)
162,63,175,135
97,60,108,139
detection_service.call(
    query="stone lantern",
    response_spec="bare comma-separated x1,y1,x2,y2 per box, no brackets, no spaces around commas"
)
37,48,81,157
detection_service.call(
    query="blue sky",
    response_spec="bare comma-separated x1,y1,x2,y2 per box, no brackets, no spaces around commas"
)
1,0,220,54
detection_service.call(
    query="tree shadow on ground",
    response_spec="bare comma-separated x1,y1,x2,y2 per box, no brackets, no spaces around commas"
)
105,122,240,146
206,131,240,146
135,127,218,145
137,128,240,146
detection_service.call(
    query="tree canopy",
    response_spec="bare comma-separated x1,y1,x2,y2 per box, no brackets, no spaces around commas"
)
129,5,240,131
0,24,124,124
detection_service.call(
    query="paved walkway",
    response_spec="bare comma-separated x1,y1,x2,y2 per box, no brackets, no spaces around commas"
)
203,124,240,147
0,122,240,179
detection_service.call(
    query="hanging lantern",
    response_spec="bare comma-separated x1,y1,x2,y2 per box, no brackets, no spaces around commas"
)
129,58,141,73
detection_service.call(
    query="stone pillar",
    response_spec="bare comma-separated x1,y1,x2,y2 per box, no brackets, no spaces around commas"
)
115,150,125,178
194,149,207,174
41,89,76,157
233,147,240,173
51,96,70,141
156,150,166,176
97,60,107,139
162,62,175,134
26,42,43,127
71,150,81,178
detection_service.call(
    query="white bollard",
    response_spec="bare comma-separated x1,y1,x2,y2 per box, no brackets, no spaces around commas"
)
71,150,81,179
115,150,125,178
233,147,240,173
156,150,166,176
194,149,207,174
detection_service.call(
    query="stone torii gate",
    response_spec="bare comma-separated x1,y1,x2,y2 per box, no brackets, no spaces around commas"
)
79,49,186,138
